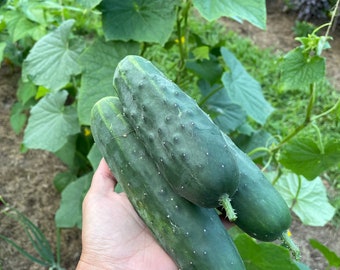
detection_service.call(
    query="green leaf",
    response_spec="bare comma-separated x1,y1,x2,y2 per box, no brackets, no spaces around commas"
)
280,47,325,91
55,172,92,228
76,0,101,9
10,103,27,134
87,143,102,170
23,90,80,152
221,47,274,125
280,137,340,180
16,79,37,105
234,233,300,269
54,135,77,168
3,9,45,42
309,239,340,267
20,0,47,25
192,46,210,60
53,171,77,193
274,173,335,226
35,85,50,99
78,39,140,125
192,0,266,29
186,54,223,84
99,0,178,44
0,205,56,266
198,80,246,133
22,20,84,92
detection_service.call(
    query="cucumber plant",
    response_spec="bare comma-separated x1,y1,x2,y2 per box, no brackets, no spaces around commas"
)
0,0,339,268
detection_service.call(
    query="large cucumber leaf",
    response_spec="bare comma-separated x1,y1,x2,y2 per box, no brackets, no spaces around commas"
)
22,20,84,92
198,80,246,133
99,0,178,44
274,173,335,226
279,137,340,180
77,39,140,125
53,171,77,193
55,172,93,228
3,9,45,42
280,47,325,91
87,143,102,170
186,54,223,84
54,135,77,168
234,233,303,269
221,47,274,125
192,0,266,29
23,90,80,152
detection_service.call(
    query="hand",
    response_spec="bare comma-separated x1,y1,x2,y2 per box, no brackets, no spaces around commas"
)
76,159,177,270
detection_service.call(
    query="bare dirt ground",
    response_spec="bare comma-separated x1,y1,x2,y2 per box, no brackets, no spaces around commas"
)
0,67,81,270
0,2,340,270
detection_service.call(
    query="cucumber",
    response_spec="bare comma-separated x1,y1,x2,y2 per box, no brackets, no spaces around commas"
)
222,133,292,242
113,55,239,211
91,96,245,270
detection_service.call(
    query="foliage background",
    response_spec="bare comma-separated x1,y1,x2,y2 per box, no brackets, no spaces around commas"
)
1,0,340,269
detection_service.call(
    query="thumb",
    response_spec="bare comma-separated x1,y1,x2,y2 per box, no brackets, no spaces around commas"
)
89,158,116,196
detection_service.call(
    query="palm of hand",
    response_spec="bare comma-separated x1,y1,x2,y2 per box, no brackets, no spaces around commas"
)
78,160,177,270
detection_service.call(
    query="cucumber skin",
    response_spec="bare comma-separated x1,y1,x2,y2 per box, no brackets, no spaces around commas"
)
222,134,292,241
113,55,239,208
91,96,245,270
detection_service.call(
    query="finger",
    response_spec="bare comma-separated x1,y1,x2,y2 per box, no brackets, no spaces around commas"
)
89,158,117,195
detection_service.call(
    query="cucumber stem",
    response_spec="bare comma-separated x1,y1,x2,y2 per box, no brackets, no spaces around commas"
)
280,230,301,261
219,194,237,222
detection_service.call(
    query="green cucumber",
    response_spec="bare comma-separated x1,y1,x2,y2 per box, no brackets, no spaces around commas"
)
113,55,239,212
222,133,292,242
91,96,245,270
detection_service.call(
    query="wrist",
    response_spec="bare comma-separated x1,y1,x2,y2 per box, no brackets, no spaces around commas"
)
76,253,117,270
76,260,105,270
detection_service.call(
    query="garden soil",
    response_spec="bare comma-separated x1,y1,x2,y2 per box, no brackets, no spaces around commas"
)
1,3,340,270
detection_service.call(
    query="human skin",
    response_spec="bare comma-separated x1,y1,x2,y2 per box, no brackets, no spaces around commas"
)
76,158,177,270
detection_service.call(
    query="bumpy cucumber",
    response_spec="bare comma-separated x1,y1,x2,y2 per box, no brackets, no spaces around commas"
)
222,133,292,242
113,55,239,211
91,96,245,270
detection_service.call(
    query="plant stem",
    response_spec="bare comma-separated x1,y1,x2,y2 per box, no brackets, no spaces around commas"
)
271,168,283,186
312,123,324,154
220,194,237,222
198,85,224,107
313,98,340,121
325,0,340,38
304,83,316,123
271,83,316,152
247,146,272,157
56,228,62,268
280,231,301,261
175,0,191,84
59,0,65,21
291,175,302,210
